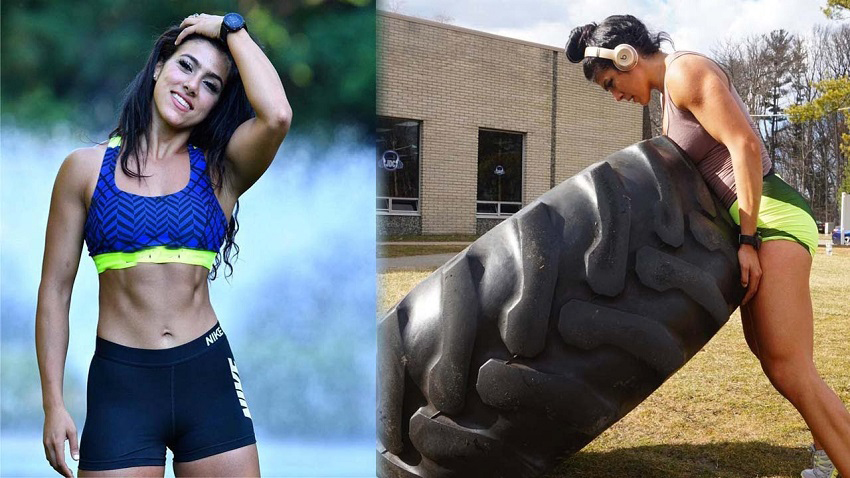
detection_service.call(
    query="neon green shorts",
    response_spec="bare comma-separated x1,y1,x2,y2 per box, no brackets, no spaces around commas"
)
728,172,818,257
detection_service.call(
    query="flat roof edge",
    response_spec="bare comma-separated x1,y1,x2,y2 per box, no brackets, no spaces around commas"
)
378,10,565,53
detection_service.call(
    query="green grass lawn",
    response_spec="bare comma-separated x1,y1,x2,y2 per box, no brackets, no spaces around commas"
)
377,248,850,477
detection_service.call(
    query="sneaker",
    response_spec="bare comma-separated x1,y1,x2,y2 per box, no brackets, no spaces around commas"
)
801,444,840,478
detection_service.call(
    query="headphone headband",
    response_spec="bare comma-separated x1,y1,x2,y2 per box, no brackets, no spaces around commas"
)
583,44,639,71
584,46,615,62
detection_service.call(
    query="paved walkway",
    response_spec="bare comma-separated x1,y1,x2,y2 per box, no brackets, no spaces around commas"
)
379,253,457,271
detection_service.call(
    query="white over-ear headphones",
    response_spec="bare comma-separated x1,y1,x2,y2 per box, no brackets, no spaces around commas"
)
584,44,639,71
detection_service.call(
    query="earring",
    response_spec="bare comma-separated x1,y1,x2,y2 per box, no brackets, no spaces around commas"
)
153,74,158,81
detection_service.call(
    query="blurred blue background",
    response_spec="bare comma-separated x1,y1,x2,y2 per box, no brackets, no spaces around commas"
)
1,0,376,476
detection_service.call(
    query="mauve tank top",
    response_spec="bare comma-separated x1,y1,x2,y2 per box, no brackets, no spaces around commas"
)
663,51,772,208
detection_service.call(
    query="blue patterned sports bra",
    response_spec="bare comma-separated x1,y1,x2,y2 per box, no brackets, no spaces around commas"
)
83,136,228,273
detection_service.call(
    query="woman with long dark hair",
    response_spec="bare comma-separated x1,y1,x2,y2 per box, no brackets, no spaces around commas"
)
36,12,290,476
566,14,848,477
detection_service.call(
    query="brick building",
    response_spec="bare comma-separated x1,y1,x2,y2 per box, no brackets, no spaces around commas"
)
377,12,646,236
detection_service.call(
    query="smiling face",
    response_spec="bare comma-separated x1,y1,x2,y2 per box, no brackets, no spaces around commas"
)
594,67,650,106
152,39,230,130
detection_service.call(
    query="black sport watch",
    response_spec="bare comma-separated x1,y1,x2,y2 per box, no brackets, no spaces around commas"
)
738,233,761,250
220,13,246,41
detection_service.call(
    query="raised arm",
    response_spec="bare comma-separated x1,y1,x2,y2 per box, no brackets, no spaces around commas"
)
665,54,764,304
36,149,90,476
177,14,292,196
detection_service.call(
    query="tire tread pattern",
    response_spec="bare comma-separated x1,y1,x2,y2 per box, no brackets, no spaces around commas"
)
378,137,743,478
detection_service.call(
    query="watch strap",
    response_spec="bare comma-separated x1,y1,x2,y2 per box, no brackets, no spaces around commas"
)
738,233,761,250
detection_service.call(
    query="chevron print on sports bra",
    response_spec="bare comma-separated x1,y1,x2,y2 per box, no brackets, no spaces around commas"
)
83,136,228,274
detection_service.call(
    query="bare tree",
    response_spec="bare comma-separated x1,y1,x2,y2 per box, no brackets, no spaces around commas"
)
812,23,850,78
710,26,850,223
808,24,849,222
778,23,850,223
381,0,407,13
712,35,774,148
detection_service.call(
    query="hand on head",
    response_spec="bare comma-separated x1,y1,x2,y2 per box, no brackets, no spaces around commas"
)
176,13,224,45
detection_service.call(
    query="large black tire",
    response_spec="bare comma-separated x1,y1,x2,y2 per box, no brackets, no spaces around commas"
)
377,137,746,478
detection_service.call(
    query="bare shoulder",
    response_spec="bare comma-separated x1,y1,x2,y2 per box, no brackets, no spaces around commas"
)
666,54,730,109
57,143,108,201
64,141,107,164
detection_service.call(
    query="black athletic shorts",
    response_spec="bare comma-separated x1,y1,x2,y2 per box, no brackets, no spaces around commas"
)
78,322,256,471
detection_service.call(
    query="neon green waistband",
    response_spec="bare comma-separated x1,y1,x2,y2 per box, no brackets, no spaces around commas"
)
92,246,217,274
728,173,818,257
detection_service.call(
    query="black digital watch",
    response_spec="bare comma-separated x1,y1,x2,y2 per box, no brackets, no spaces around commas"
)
738,233,761,250
220,13,246,41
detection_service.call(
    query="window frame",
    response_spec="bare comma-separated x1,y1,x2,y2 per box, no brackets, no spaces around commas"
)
377,116,422,216
476,128,524,219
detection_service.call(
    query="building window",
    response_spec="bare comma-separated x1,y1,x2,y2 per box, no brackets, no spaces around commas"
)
477,129,523,217
377,117,420,215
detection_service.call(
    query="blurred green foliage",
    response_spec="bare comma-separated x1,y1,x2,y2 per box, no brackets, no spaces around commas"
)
0,0,375,139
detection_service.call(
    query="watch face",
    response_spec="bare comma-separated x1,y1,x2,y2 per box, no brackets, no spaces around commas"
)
224,13,244,30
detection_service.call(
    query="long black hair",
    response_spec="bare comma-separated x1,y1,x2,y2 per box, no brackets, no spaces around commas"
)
109,25,255,281
566,15,673,81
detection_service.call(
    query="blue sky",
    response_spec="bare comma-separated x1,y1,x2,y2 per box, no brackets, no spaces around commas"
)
378,0,841,55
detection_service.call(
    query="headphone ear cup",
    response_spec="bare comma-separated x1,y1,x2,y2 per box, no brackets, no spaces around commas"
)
613,44,638,71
